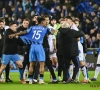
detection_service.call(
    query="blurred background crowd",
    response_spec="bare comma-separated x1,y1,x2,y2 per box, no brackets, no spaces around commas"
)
0,0,100,48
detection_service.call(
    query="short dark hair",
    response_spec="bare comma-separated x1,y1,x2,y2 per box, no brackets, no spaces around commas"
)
43,15,50,20
0,17,5,22
59,18,65,22
23,18,30,22
0,20,4,23
18,6,22,8
37,17,45,24
31,14,39,19
51,17,57,21
65,16,73,20
86,17,92,21
9,22,17,26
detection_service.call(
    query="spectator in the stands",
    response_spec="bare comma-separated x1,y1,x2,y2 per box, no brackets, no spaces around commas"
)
1,8,7,18
16,1,22,11
93,33,100,48
24,9,31,19
17,6,24,19
44,0,52,10
22,0,33,11
11,6,15,16
5,1,12,16
64,0,72,11
17,17,22,26
55,5,61,20
90,11,96,20
62,5,68,17
82,17,94,35
69,6,77,17
39,0,45,7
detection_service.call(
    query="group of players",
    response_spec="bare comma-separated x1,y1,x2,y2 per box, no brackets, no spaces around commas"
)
0,15,99,84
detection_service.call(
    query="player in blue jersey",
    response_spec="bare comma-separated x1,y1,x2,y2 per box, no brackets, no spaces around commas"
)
9,17,55,84
74,18,92,83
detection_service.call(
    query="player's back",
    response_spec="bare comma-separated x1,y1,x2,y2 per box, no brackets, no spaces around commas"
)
27,25,49,44
28,25,49,62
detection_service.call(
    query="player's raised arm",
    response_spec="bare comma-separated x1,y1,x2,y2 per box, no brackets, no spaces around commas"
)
9,26,33,39
9,31,27,39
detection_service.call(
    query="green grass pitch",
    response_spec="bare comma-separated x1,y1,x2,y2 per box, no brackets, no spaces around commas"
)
0,71,100,90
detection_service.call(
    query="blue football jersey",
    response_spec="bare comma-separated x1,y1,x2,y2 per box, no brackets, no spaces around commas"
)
20,25,50,44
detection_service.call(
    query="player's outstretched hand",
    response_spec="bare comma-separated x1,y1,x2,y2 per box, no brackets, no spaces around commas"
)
9,34,16,39
15,36,19,38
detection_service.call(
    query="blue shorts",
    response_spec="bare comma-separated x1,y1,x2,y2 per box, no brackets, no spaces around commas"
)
29,44,45,62
1,54,21,65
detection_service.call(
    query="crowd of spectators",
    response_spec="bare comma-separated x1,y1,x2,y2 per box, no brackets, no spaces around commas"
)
0,0,100,48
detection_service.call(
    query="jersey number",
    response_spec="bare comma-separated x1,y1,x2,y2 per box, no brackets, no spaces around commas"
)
32,30,42,40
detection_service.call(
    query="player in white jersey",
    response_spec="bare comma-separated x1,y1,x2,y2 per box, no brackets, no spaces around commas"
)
74,19,92,83
44,16,57,72
43,15,58,83
48,34,57,72
91,46,100,81
65,16,88,83
47,24,57,71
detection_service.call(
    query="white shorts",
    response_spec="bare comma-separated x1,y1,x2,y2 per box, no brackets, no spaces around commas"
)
97,54,100,64
49,53,57,58
78,41,84,61
78,53,84,61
